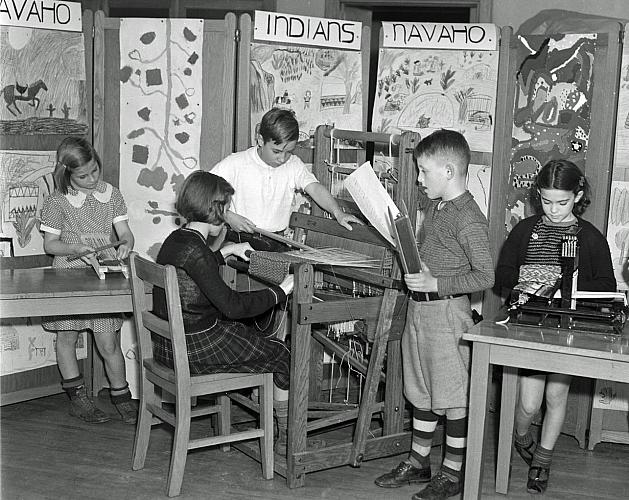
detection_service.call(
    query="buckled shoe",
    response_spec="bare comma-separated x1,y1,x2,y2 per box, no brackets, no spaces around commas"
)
527,466,549,494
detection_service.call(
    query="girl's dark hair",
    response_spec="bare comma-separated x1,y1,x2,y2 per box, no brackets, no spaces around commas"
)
54,136,102,195
176,171,234,224
258,108,299,144
531,159,591,216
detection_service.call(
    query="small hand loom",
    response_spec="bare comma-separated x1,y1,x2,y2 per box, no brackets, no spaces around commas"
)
68,238,129,280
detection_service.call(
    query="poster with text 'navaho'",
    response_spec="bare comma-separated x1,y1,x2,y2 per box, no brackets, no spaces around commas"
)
119,18,203,260
250,11,363,144
505,34,596,232
0,26,87,134
372,23,499,154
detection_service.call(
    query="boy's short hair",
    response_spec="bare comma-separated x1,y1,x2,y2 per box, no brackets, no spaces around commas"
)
414,129,471,174
176,171,234,224
258,108,300,144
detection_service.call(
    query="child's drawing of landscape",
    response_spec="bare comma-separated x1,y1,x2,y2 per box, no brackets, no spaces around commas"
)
0,150,56,256
607,31,629,290
250,43,363,143
119,18,203,260
0,27,87,135
372,48,498,153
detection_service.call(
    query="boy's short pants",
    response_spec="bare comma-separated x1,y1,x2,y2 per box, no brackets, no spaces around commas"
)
402,295,475,410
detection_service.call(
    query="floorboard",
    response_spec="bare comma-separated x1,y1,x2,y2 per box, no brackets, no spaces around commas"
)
2,394,628,499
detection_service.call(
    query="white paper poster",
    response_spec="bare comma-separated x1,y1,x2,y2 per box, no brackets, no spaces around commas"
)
119,18,203,261
249,41,363,144
371,47,498,154
0,150,56,257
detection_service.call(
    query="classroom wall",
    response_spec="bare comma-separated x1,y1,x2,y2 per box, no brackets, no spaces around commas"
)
278,0,629,27
492,0,629,29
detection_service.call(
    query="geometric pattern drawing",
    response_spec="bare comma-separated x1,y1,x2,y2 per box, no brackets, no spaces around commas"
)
505,33,597,234
249,42,363,144
0,27,87,135
0,150,56,256
119,18,204,260
371,48,498,153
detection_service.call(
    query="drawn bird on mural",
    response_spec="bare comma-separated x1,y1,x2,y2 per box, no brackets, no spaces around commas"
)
2,79,48,117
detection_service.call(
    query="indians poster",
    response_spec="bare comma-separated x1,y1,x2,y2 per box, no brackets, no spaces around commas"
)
0,26,87,135
505,34,596,233
119,18,203,260
249,42,363,143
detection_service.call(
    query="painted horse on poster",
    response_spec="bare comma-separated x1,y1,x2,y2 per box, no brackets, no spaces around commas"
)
2,80,48,117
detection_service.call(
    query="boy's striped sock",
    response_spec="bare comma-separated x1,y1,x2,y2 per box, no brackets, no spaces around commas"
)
441,415,467,480
409,408,438,469
531,444,553,469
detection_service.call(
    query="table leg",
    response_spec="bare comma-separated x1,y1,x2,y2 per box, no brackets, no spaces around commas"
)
463,343,491,500
496,366,518,494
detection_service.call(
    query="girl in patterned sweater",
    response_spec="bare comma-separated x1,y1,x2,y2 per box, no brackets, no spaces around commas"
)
41,137,137,425
495,159,615,494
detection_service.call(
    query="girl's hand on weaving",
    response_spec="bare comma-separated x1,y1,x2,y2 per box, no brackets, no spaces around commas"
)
72,243,95,265
116,242,132,260
404,265,438,293
279,274,294,295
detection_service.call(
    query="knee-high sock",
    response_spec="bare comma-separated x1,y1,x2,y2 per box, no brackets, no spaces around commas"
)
441,415,467,481
410,408,438,468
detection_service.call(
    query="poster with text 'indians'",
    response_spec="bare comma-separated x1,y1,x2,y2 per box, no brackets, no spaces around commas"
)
606,31,629,290
372,48,498,154
0,26,87,135
505,34,596,232
119,18,203,260
249,43,363,144
0,150,56,257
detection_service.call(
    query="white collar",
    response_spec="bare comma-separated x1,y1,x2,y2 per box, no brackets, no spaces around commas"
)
65,181,112,208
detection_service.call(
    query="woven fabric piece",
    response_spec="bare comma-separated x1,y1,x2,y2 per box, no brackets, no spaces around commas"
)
248,251,309,285
518,264,562,285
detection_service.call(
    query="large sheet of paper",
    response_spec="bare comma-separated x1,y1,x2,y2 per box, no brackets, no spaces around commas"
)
344,162,399,245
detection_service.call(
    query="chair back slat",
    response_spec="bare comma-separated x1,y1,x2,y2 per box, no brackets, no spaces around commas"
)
129,252,191,386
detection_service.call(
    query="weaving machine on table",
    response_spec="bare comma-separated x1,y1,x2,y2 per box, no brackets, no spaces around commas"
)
230,126,423,488
505,231,628,335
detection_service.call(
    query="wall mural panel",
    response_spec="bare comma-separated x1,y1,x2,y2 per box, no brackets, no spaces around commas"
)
119,18,204,260
505,33,596,233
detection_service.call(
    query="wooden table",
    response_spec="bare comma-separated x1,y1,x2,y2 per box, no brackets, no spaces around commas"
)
0,267,139,405
462,319,629,499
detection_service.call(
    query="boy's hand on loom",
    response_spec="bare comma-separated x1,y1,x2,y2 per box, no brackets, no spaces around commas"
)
404,265,438,293
334,211,363,231
225,212,256,233
279,274,294,296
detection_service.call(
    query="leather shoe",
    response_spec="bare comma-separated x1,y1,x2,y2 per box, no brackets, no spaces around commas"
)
526,466,549,494
375,461,431,488
412,471,461,500
514,440,535,466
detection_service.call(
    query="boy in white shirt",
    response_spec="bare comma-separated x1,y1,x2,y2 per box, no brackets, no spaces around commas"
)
212,108,361,234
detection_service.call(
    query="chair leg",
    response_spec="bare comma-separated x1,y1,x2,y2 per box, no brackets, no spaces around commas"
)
260,374,274,479
132,378,156,471
219,394,231,452
166,397,191,497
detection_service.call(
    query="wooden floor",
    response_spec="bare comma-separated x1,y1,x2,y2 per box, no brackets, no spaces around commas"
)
2,393,628,500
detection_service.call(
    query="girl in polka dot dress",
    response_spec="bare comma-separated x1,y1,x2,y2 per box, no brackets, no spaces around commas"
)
40,137,137,425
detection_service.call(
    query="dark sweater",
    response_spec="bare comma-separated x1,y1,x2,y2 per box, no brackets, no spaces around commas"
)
495,215,616,294
153,227,286,332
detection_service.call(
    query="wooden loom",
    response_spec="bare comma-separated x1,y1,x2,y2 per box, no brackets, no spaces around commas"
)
230,126,422,487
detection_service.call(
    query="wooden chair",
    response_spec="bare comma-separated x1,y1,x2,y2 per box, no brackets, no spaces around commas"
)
128,252,274,497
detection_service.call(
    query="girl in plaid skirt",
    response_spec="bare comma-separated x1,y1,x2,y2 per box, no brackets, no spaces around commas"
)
153,171,293,451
